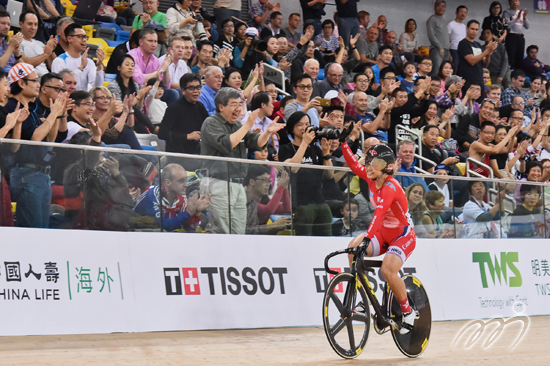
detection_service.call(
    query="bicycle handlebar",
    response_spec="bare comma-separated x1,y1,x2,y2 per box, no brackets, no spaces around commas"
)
324,247,356,275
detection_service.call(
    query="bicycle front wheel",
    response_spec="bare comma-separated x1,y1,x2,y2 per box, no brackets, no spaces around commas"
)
322,272,371,359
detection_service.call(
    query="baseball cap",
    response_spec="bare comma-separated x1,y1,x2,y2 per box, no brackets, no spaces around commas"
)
434,164,449,174
245,27,258,37
445,75,462,90
9,63,36,84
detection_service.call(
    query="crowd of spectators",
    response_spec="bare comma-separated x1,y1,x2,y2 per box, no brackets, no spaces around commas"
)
0,0,549,238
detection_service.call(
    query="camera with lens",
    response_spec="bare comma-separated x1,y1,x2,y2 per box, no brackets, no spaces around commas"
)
247,37,268,52
192,13,203,21
306,126,340,141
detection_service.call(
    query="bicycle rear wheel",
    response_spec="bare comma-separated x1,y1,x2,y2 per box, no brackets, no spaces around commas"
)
322,272,371,359
389,275,432,358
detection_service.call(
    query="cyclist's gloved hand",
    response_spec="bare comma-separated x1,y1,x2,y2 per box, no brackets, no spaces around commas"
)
339,123,354,143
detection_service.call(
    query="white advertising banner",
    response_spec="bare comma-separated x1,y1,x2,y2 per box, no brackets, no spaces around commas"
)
0,227,549,336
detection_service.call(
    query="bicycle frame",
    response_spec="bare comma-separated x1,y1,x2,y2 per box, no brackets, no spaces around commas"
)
324,246,399,331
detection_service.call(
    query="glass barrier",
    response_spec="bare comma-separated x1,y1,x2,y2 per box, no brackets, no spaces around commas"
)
0,138,548,239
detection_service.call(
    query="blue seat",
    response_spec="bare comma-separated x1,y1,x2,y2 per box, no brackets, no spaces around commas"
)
117,30,130,42
99,22,122,33
106,40,124,47
105,73,116,82
318,68,325,80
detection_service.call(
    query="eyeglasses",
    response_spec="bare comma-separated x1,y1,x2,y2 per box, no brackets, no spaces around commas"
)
23,78,39,84
296,84,313,90
43,85,66,93
80,102,95,108
228,102,243,108
356,78,369,83
255,178,271,184
185,85,202,91
512,101,525,105
68,34,89,40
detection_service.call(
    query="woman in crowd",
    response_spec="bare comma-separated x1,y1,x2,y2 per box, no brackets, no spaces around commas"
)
527,76,543,105
405,183,429,237
398,18,420,62
256,169,291,225
490,125,515,179
363,66,379,94
107,55,157,134
90,87,144,149
166,0,208,46
509,183,544,238
482,1,508,43
264,36,280,67
0,70,29,226
437,61,455,94
422,190,453,238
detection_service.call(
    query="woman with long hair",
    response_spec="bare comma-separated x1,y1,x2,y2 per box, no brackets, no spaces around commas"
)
107,55,157,134
398,18,420,62
437,60,455,94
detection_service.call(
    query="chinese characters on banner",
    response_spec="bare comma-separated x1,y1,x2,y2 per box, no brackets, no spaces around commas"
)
535,0,550,13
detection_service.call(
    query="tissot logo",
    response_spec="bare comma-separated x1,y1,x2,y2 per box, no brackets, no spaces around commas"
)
163,267,288,296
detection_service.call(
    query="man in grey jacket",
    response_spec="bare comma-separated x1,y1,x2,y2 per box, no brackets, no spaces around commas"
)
200,87,285,234
482,29,510,88
426,0,450,77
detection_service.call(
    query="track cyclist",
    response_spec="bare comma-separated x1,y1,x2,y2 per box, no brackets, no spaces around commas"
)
339,125,417,334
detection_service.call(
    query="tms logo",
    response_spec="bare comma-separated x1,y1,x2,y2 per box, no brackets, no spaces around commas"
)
472,252,522,288
164,267,288,296
313,267,417,293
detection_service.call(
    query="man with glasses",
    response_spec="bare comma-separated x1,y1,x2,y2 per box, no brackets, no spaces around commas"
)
454,98,498,153
51,23,105,92
63,90,97,142
198,65,223,115
131,0,168,38
414,56,432,79
501,69,535,115
5,63,67,228
35,73,70,135
313,62,343,99
0,10,23,73
469,121,518,177
200,87,286,234
215,19,236,59
19,10,57,78
159,73,209,156
285,74,323,127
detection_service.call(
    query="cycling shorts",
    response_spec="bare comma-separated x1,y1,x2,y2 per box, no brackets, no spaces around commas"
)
368,225,416,264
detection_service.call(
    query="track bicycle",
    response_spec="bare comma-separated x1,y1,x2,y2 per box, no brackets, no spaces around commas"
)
322,240,432,359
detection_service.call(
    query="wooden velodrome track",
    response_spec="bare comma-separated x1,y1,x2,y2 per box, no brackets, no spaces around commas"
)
0,316,547,365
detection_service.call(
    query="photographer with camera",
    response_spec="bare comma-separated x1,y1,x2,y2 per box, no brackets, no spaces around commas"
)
233,27,272,78
167,0,208,47
278,111,337,236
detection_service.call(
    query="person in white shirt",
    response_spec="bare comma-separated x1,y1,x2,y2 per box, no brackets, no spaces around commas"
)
145,77,168,125
447,5,468,72
51,23,105,91
159,36,190,92
19,10,57,77
243,91,279,152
